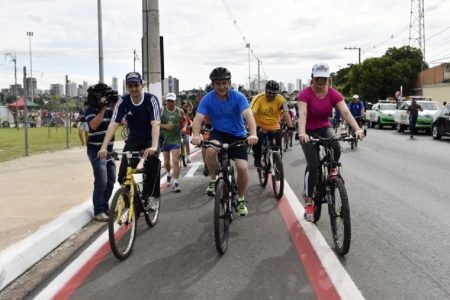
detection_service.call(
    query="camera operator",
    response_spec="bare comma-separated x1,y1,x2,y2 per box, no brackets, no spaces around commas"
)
86,83,119,222
98,72,161,212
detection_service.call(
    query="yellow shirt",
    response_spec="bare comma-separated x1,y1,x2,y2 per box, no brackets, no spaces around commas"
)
250,93,287,130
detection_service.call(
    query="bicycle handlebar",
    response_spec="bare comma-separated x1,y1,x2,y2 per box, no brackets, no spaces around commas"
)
107,150,144,160
201,139,248,150
308,135,356,144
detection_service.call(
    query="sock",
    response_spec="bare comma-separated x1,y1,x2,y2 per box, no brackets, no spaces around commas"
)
238,196,245,202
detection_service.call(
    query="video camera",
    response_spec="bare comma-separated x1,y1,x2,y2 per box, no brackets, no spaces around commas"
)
87,83,119,108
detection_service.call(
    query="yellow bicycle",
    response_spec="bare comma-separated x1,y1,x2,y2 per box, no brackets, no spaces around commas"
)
108,151,160,260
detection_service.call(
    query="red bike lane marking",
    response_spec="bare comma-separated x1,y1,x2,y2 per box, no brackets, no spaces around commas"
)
268,176,340,299
52,183,169,300
51,150,203,299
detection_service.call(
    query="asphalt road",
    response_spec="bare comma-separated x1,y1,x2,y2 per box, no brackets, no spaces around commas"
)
31,128,450,299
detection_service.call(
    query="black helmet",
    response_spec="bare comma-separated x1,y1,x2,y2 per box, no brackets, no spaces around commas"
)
209,67,231,81
265,80,279,91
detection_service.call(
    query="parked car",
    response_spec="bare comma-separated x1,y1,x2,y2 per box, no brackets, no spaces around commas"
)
394,100,440,134
366,101,397,129
431,104,450,139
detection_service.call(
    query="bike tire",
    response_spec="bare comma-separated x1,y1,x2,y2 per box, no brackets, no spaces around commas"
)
350,139,355,150
313,193,323,223
214,178,230,255
142,196,160,227
354,137,358,148
271,152,284,199
258,152,269,187
329,177,351,256
108,187,138,260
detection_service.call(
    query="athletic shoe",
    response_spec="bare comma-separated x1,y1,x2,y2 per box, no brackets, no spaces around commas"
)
304,203,314,222
206,181,216,196
237,200,248,216
94,212,109,222
173,182,181,193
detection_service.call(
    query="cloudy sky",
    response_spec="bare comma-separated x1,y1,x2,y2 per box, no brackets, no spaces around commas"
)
0,0,449,93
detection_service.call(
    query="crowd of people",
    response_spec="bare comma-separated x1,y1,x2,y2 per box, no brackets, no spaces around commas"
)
83,63,365,223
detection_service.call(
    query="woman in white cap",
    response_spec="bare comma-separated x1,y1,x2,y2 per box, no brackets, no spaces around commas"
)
297,63,364,222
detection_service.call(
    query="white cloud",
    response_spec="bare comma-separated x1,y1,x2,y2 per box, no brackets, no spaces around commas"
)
0,0,449,93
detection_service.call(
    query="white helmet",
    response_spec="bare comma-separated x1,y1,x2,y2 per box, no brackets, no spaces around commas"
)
352,94,360,100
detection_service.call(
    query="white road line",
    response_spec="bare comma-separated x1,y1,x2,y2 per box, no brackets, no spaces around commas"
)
34,230,109,300
185,162,202,177
283,181,365,300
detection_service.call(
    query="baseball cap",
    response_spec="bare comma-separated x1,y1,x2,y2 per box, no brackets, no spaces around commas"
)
165,92,177,101
312,63,330,78
125,72,143,83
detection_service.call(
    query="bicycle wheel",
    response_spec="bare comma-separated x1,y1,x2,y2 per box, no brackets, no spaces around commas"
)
214,178,230,254
271,152,284,199
283,132,289,152
354,137,358,148
142,196,160,227
313,191,323,223
258,152,269,187
328,177,351,256
108,187,138,260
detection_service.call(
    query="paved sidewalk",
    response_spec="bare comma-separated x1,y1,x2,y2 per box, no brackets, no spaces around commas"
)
0,141,124,290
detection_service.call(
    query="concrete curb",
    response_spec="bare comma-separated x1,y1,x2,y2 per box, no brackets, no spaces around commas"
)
0,146,201,291
0,199,93,291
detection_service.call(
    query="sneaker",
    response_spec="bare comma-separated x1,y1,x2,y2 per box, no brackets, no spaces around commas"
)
94,212,109,222
237,200,248,216
254,158,262,168
147,197,160,211
173,182,181,193
304,203,314,222
206,181,216,196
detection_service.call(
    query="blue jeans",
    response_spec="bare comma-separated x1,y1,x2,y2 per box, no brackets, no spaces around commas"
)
409,116,418,136
87,148,116,215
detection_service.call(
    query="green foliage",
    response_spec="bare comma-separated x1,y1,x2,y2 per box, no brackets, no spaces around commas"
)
342,46,426,101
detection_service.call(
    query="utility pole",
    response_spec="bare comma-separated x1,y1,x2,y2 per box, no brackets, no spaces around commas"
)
97,0,104,83
246,43,251,93
142,0,162,105
5,53,19,130
257,58,261,92
65,75,70,148
344,46,361,64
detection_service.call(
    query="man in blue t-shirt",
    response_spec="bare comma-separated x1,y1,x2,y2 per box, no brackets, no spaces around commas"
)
98,72,161,211
191,67,258,216
85,83,118,222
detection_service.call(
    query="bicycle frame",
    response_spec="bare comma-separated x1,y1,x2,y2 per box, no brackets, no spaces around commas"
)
120,155,138,224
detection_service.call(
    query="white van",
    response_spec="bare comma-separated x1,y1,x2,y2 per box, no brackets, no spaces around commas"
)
0,106,15,128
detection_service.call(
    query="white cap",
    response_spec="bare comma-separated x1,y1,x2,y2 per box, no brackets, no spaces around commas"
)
352,94,360,99
312,63,330,78
165,92,177,101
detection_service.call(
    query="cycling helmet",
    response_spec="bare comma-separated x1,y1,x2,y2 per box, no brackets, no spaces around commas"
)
209,67,231,81
265,80,280,91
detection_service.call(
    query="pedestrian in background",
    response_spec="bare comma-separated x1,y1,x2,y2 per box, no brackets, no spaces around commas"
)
407,99,422,139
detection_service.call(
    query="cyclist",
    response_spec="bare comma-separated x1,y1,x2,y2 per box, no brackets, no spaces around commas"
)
191,67,258,216
250,80,294,167
98,71,161,210
348,94,365,127
298,63,364,222
161,92,186,192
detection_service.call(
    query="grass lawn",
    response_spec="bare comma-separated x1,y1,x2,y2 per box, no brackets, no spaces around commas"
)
0,126,124,162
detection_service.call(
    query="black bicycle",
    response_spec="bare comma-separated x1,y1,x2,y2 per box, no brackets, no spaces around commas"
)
257,130,284,199
107,151,160,260
202,140,247,255
308,135,355,256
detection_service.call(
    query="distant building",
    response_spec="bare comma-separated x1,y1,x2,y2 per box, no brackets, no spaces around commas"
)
162,76,179,96
82,81,89,96
24,77,37,98
279,82,286,92
296,79,302,91
411,63,450,104
111,77,118,91
287,83,295,93
9,84,24,97
68,82,78,97
50,84,64,97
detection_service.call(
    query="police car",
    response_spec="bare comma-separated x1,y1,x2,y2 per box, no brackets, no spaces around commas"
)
365,101,397,129
394,99,440,134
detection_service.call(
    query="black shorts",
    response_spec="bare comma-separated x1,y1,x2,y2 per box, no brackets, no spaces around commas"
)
209,130,248,161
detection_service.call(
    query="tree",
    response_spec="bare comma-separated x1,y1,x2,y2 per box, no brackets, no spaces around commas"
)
344,46,426,102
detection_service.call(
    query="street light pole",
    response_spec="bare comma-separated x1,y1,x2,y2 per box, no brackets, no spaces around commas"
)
246,43,251,93
25,31,33,156
97,0,104,83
